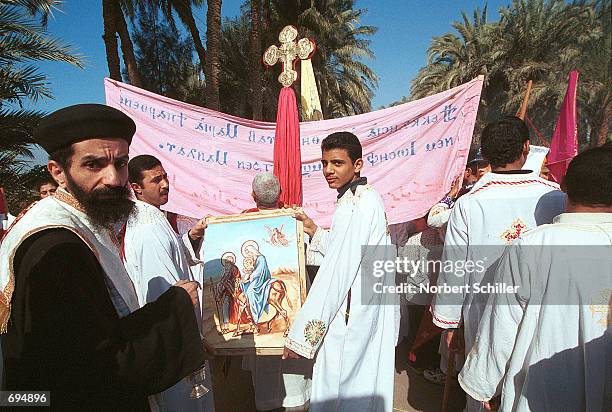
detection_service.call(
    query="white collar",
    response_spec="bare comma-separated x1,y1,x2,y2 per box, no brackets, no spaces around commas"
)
554,213,612,225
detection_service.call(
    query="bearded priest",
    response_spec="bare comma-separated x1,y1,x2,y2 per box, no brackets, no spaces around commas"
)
0,104,205,410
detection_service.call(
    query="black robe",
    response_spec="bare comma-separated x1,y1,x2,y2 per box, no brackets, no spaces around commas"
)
2,228,206,410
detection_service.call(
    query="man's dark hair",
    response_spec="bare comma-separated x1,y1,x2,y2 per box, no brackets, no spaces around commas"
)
49,145,74,169
321,131,362,163
128,154,162,185
480,116,530,168
563,145,612,206
35,174,58,191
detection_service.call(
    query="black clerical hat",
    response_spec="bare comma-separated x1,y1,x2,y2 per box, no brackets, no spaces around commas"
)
34,104,136,154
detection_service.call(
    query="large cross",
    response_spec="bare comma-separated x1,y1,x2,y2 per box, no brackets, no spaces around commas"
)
263,25,315,87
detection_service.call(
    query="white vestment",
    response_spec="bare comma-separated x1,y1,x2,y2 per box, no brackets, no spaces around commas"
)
1,212,15,231
285,184,399,412
459,213,612,412
242,354,312,410
123,200,214,412
430,172,565,411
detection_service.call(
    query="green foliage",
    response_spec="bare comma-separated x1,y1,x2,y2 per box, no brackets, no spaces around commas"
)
129,3,204,103
0,0,83,104
410,0,611,146
0,0,82,212
217,0,378,120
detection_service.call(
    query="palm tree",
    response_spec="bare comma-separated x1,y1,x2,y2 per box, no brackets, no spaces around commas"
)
411,5,500,128
214,0,377,120
130,3,200,100
250,0,263,120
495,1,594,119
219,15,252,117
115,1,142,86
411,0,608,145
271,0,379,118
156,0,207,74
101,0,141,86
102,0,121,80
575,0,611,145
205,0,222,110
0,0,83,211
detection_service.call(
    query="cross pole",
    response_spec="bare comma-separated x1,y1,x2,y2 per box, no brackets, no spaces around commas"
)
263,25,315,87
261,25,316,206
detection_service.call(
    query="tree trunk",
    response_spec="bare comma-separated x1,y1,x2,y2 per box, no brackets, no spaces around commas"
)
102,0,121,81
205,0,222,111
262,0,270,32
174,2,207,72
250,0,263,120
114,3,142,87
597,107,611,146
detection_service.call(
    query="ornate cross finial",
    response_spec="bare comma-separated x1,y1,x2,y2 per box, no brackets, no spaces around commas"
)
263,25,315,87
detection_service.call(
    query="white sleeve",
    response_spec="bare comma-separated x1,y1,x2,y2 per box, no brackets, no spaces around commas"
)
126,223,190,304
458,244,530,401
305,226,329,266
180,232,202,266
431,197,469,328
427,203,451,228
285,196,384,358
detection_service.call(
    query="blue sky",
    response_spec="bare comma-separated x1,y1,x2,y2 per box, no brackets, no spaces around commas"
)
26,0,511,162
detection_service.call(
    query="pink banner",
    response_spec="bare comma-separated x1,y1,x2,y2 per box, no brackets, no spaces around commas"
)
548,71,579,184
105,77,483,227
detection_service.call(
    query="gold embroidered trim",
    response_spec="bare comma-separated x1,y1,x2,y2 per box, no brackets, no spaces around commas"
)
53,188,87,213
284,335,316,359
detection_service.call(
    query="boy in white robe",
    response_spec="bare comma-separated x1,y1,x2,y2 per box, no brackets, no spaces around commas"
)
124,154,214,412
430,117,565,411
459,144,612,411
283,132,399,412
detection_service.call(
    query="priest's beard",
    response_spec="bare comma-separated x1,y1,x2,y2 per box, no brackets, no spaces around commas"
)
65,172,135,229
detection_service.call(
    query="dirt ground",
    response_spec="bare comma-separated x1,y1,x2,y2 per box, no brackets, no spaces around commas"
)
209,337,467,412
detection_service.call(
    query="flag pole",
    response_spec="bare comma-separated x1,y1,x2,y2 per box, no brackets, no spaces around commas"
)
516,80,533,120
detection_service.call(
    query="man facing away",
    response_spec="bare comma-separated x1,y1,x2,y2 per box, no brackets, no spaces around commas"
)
423,146,490,384
459,144,612,411
430,116,566,411
123,154,214,411
242,172,312,412
283,132,398,412
0,104,205,410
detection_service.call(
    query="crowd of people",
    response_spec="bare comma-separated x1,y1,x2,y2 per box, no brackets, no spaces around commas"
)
0,103,610,412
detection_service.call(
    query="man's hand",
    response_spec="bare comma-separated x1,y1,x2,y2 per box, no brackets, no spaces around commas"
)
188,216,209,240
448,175,462,200
483,395,501,411
282,346,301,360
294,210,317,237
174,280,200,306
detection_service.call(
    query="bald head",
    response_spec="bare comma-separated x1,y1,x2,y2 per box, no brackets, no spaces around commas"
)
252,172,280,209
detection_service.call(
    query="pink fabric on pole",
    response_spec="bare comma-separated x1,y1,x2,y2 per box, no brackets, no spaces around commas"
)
105,77,483,227
273,87,302,206
548,71,579,184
